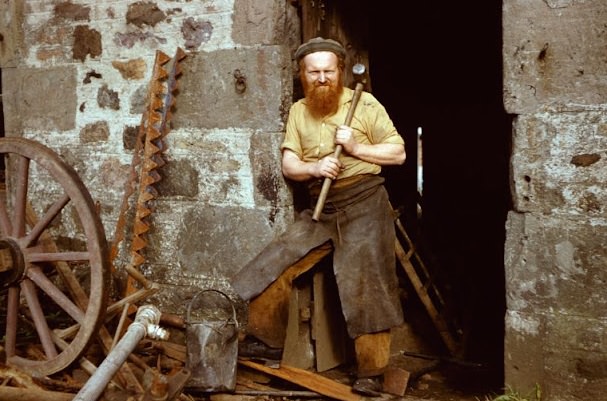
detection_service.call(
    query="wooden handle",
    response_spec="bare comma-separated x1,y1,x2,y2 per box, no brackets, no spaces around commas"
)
312,82,364,221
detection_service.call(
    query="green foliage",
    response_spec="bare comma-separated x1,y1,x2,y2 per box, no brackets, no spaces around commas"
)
479,384,541,401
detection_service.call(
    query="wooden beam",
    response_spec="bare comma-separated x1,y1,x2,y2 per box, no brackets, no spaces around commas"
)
0,386,74,401
238,359,362,401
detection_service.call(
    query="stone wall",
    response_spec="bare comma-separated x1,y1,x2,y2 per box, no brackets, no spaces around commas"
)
503,0,607,399
0,0,300,314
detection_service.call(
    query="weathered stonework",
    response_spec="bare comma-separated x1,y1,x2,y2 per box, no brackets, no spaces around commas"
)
510,111,607,215
505,213,607,316
505,308,607,401
173,46,290,131
73,25,102,62
232,0,290,46
503,0,607,114
112,58,147,80
80,120,110,143
2,66,78,133
503,0,607,399
0,0,295,318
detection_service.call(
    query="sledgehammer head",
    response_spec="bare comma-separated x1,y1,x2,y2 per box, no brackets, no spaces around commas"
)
352,63,367,86
352,63,366,77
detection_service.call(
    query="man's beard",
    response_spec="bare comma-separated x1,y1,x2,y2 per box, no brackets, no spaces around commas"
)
303,78,343,118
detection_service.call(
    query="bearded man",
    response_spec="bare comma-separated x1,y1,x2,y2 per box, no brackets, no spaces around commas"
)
230,37,406,396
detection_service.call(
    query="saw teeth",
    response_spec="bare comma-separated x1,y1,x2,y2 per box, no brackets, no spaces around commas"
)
110,48,186,279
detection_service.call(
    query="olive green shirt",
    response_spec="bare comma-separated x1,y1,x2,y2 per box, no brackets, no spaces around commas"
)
281,87,404,180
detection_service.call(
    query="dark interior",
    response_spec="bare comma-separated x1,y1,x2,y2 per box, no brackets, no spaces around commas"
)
368,1,512,392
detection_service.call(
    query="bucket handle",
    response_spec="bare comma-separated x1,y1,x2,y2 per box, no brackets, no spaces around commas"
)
186,289,238,328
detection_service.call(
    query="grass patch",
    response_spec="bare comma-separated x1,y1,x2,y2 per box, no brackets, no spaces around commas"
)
479,384,541,401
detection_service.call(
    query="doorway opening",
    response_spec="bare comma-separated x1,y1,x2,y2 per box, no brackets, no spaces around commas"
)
368,1,511,394
293,0,510,396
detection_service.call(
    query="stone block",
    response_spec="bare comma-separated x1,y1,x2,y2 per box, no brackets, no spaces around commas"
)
173,46,291,132
142,203,293,283
505,212,607,317
232,0,288,45
541,314,607,401
503,0,607,113
166,128,290,209
544,314,607,354
504,310,545,393
2,66,77,133
510,112,607,216
155,158,201,198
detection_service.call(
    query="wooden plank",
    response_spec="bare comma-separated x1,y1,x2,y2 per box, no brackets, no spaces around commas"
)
281,283,315,369
0,386,74,401
238,359,363,401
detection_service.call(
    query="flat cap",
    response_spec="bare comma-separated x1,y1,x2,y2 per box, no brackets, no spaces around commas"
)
294,37,346,62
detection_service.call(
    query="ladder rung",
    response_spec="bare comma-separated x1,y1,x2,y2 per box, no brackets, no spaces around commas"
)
393,205,461,356
404,248,415,259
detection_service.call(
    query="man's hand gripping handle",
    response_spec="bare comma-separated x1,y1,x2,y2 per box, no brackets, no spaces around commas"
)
312,76,365,221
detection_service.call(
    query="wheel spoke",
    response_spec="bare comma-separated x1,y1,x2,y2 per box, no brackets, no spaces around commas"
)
25,201,90,310
0,189,13,236
26,266,85,323
4,286,20,357
23,193,70,248
12,155,29,237
21,279,58,359
26,251,91,263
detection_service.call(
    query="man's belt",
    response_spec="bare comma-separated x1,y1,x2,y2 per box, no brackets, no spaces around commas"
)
308,174,375,197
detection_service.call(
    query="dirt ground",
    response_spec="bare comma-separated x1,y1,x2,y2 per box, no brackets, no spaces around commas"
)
0,314,500,401
0,286,500,401
198,349,498,401
0,340,498,401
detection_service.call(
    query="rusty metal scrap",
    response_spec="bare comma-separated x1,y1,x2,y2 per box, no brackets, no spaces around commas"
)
110,48,186,294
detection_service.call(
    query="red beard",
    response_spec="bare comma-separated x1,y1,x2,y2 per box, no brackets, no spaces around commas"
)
302,77,343,118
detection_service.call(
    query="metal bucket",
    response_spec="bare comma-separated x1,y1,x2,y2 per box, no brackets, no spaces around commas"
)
185,289,239,392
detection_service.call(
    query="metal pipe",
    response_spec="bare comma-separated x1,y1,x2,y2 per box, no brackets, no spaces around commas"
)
73,305,169,401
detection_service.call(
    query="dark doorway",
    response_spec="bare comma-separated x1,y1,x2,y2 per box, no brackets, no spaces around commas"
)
295,0,510,395
368,1,511,392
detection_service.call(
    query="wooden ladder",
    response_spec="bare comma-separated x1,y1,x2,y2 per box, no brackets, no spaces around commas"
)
393,209,462,357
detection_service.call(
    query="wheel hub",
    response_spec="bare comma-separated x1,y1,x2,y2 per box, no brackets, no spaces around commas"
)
0,238,25,289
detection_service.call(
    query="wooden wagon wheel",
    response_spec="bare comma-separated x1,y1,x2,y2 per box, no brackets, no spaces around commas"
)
0,137,110,376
